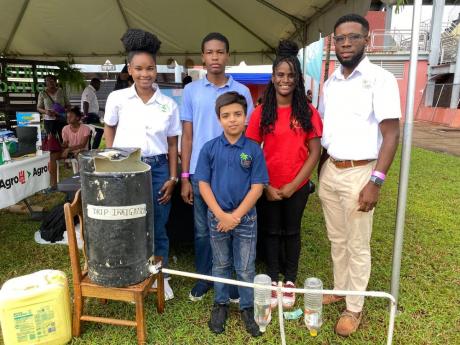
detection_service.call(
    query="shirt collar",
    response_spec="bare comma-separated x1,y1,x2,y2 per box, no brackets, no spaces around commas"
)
219,133,246,148
333,56,371,80
127,83,167,105
203,74,234,88
89,85,96,92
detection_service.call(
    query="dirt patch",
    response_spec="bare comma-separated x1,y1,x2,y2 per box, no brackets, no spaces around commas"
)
406,121,460,157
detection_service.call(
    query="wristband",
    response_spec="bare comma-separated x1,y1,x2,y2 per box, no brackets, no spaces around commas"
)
169,176,179,183
372,170,386,180
181,172,190,178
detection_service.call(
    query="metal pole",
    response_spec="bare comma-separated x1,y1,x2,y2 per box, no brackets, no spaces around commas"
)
390,0,423,306
450,38,460,108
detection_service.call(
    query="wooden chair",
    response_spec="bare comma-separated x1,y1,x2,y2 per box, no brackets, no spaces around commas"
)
64,189,165,345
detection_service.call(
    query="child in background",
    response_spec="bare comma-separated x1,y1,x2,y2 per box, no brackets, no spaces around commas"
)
194,92,268,337
60,106,91,158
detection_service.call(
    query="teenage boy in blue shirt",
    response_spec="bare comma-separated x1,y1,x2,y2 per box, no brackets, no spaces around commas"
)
180,32,254,301
195,91,268,337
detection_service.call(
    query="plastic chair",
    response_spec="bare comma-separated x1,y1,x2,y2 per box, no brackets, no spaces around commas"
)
64,189,165,345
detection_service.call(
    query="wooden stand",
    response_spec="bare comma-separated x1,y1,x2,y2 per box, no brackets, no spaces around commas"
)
64,190,165,345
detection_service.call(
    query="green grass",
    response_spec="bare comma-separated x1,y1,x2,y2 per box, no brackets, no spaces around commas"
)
1,147,459,345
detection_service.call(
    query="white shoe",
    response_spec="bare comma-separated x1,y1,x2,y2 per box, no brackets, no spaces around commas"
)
152,278,174,301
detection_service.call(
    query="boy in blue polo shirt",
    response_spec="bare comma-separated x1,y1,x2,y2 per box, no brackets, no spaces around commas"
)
195,91,268,337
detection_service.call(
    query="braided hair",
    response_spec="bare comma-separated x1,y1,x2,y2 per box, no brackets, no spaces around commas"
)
121,29,161,62
260,40,312,135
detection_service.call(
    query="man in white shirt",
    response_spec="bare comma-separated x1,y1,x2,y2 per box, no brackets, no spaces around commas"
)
318,14,400,337
81,78,102,149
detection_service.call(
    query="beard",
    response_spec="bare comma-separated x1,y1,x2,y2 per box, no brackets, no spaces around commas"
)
337,46,365,69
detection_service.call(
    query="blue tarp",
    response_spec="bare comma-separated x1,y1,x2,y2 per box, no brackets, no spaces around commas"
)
228,73,271,84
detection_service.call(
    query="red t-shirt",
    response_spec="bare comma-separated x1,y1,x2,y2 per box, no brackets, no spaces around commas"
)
246,104,323,189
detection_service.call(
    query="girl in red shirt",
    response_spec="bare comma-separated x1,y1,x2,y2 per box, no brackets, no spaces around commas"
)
246,40,323,308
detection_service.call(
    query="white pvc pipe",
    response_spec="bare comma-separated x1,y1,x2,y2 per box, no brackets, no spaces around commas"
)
162,268,396,344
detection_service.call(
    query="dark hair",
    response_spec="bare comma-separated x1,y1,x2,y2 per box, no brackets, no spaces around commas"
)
260,40,312,135
68,106,83,118
44,74,57,82
201,32,229,53
334,14,370,35
215,91,247,118
90,78,100,85
121,29,161,62
182,75,192,87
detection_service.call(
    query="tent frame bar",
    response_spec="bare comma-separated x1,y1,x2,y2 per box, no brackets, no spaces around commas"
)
2,0,30,54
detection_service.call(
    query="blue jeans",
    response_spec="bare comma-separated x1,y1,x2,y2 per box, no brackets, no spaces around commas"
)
209,208,257,310
144,155,171,269
191,177,213,287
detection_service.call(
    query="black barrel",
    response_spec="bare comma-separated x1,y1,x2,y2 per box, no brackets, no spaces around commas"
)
79,148,153,287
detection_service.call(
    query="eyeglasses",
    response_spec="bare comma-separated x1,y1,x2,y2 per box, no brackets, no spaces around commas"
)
333,33,366,44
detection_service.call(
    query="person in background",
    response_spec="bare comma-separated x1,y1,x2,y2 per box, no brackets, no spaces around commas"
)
114,64,130,91
195,91,268,337
60,107,91,158
306,89,313,103
318,14,400,336
49,107,91,189
37,74,71,190
246,40,322,309
37,74,70,142
81,78,103,149
104,29,181,301
180,32,254,302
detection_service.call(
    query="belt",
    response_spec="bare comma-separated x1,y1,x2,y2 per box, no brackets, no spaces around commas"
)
142,154,167,163
330,157,374,169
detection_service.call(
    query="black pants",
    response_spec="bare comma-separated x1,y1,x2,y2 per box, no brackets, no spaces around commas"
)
258,183,310,283
83,113,103,149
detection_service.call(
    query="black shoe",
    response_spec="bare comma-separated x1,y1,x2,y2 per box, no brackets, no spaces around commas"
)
208,303,229,334
241,307,262,337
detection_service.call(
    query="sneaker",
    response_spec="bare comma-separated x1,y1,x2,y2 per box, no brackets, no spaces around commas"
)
282,281,296,309
270,282,278,309
189,282,212,302
208,303,229,334
241,307,262,337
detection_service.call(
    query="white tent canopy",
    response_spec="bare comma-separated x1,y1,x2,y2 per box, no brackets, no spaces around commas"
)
0,0,370,65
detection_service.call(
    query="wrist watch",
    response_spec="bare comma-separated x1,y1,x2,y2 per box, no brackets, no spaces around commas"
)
169,176,179,184
370,175,384,187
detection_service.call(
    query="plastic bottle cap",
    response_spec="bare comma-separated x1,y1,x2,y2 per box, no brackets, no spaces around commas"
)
310,329,318,337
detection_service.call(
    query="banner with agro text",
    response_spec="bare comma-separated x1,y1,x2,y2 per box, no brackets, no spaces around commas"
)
0,154,50,209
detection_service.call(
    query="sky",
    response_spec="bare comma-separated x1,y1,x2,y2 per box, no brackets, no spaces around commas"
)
391,5,460,30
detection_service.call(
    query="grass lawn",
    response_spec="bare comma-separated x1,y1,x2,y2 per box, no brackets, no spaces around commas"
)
0,147,459,345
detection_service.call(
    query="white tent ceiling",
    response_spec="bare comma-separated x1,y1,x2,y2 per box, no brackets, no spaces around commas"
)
0,0,370,65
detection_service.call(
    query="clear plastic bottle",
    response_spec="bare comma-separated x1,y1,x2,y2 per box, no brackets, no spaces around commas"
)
304,277,323,336
253,274,272,332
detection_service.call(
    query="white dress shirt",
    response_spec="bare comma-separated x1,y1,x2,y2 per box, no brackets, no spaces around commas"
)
319,57,401,160
81,85,99,114
104,84,182,157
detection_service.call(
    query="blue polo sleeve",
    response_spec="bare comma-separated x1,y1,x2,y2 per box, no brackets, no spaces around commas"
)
194,143,212,183
250,145,269,185
180,84,193,122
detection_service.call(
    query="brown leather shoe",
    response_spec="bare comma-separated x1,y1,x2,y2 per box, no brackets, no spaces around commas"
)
322,294,345,305
335,310,362,337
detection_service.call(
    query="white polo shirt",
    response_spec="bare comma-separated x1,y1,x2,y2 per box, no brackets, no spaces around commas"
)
81,85,99,114
104,84,181,157
319,57,401,160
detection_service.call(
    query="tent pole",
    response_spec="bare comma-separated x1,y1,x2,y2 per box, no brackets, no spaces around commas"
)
390,0,423,306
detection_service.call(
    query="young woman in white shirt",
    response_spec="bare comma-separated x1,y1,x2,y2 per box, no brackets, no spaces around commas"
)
104,29,181,300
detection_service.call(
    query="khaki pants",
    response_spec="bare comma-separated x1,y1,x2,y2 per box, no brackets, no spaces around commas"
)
318,158,375,313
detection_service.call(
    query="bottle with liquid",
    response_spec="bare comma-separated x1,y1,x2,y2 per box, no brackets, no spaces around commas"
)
304,277,323,336
253,274,272,332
